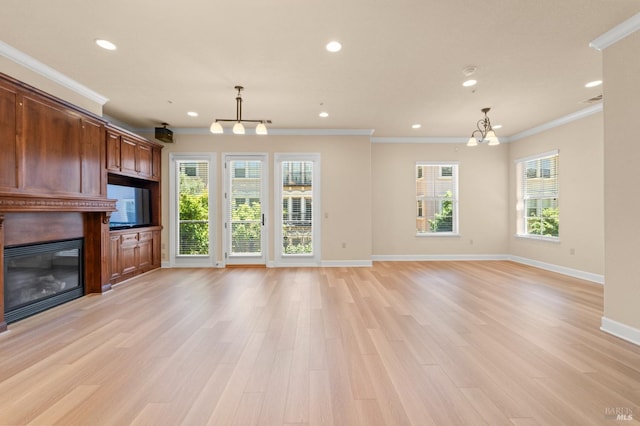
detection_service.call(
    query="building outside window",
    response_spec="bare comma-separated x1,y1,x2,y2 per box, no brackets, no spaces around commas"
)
176,160,210,255
416,162,459,235
516,151,559,239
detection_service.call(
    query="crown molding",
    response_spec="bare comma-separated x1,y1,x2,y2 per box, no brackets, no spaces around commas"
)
508,104,602,142
0,41,109,105
371,136,469,144
137,127,375,136
590,12,640,51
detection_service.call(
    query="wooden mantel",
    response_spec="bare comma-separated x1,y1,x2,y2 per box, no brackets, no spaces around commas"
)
0,194,116,214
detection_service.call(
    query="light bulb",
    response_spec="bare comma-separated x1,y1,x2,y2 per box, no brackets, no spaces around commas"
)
210,121,223,134
485,130,500,146
255,122,268,135
467,136,478,147
233,122,245,135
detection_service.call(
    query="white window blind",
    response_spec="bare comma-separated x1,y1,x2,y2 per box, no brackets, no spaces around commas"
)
281,160,313,255
517,151,559,238
176,160,210,255
228,160,263,255
416,163,459,235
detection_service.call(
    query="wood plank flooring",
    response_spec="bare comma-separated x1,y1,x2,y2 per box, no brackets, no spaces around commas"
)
0,261,639,425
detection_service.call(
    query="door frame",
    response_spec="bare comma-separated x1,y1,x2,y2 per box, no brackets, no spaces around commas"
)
223,153,269,265
168,152,217,267
273,153,321,266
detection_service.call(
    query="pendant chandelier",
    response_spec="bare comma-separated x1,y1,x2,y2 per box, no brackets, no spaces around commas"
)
210,85,271,135
467,107,500,146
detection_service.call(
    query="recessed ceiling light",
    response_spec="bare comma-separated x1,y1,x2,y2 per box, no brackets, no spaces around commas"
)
187,111,198,117
462,79,477,87
492,124,503,129
585,80,602,88
319,111,329,118
95,39,117,51
326,41,342,53
412,124,421,129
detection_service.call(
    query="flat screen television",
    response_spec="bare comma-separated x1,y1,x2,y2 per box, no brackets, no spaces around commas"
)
107,184,152,230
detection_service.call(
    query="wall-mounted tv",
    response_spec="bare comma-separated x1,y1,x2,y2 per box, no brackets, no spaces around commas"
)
107,184,152,230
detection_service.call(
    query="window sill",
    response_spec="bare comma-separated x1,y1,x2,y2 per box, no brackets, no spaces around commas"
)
416,232,460,238
515,234,560,243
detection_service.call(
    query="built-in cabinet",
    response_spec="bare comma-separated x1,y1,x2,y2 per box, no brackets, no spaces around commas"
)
106,128,161,181
108,227,161,284
106,126,163,285
0,72,163,331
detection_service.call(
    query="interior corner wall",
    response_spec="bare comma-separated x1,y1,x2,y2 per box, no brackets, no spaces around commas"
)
371,142,509,257
0,58,103,116
602,30,640,332
156,133,372,265
508,112,605,277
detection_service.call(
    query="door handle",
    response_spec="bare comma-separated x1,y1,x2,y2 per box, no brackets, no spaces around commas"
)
262,213,265,226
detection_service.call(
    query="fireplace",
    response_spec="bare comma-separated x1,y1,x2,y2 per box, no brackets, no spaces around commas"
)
4,238,84,323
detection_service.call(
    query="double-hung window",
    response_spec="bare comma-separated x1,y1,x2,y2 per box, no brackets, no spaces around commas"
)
516,150,559,239
416,162,459,235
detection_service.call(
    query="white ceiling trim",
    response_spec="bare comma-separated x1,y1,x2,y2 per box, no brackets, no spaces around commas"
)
509,104,602,142
590,12,640,51
139,127,375,136
0,41,109,105
371,137,469,144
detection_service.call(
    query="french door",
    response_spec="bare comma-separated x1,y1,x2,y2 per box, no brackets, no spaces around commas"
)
224,154,268,265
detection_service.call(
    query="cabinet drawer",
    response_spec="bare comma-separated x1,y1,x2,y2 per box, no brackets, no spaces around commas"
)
138,231,153,242
120,232,139,247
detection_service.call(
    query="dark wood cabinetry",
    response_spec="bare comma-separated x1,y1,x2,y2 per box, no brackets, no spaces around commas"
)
0,77,105,196
109,227,161,284
106,127,163,285
0,72,163,331
106,128,161,181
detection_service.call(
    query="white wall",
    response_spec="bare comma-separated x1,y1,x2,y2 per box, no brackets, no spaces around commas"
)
602,29,640,335
371,142,510,257
152,132,372,266
508,112,605,277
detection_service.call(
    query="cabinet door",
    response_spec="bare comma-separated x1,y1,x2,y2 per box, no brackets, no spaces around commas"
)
109,234,122,281
120,137,138,175
21,94,83,194
137,144,152,178
81,118,104,196
152,229,161,267
106,131,121,171
0,83,18,190
152,148,161,181
120,232,138,276
138,233,153,270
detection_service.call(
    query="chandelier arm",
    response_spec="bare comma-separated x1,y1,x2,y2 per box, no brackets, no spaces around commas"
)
476,118,487,139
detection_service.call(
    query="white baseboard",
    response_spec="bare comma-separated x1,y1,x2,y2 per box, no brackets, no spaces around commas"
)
370,254,604,284
371,254,508,261
601,317,640,347
508,256,604,284
320,260,373,267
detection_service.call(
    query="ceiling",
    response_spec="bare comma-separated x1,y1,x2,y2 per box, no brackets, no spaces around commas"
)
1,0,639,138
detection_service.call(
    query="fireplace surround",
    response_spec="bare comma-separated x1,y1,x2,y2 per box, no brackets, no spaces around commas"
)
4,238,84,323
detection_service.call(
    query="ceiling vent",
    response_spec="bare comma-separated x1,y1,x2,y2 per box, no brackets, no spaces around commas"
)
582,94,603,104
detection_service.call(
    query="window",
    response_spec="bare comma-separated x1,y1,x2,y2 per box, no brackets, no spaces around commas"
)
275,153,321,265
517,151,559,239
416,163,459,235
169,153,215,267
176,160,210,255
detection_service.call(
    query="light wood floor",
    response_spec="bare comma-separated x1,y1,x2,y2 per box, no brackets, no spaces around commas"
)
0,261,639,425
